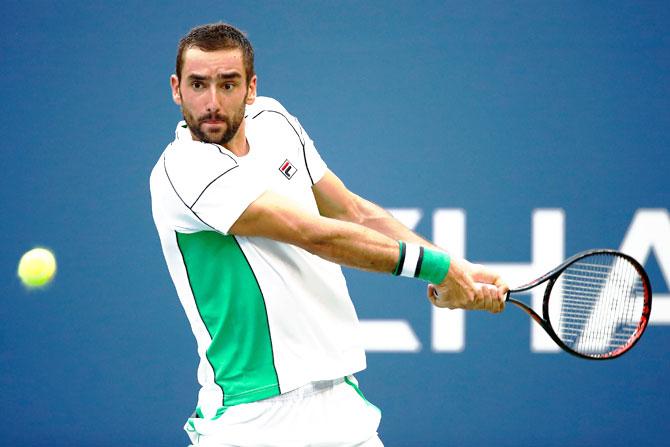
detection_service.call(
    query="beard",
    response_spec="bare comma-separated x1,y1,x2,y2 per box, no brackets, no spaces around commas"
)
181,95,247,146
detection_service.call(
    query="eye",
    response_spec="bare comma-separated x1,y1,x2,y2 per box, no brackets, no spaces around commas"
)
223,83,235,91
191,80,205,90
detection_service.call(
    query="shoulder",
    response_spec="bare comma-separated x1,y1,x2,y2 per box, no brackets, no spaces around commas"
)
246,97,306,143
246,96,295,120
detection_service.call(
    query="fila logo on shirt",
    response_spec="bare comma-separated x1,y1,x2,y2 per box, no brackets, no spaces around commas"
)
279,159,297,179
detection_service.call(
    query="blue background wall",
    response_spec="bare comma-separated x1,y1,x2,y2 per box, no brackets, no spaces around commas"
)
2,1,668,446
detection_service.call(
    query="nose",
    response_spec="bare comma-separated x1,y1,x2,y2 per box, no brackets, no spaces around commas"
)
206,86,221,113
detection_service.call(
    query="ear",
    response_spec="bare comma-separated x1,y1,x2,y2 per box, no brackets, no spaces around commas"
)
246,75,258,105
170,74,182,106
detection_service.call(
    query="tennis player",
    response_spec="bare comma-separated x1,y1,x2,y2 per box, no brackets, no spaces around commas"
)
150,23,507,447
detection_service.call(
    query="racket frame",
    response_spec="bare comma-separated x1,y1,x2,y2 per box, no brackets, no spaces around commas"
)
506,249,652,360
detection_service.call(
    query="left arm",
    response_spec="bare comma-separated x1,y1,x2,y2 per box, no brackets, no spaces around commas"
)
312,170,435,248
312,169,508,310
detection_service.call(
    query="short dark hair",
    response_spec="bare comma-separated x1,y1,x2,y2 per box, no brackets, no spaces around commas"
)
176,23,255,83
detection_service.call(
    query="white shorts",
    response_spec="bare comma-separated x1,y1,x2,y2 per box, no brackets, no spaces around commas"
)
185,376,383,447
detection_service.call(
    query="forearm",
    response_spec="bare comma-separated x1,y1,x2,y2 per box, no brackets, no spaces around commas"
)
312,211,505,313
300,215,400,273
310,170,506,312
313,171,440,251
229,190,399,274
348,195,441,251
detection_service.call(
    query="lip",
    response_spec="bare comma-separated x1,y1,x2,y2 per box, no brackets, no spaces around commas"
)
202,120,224,125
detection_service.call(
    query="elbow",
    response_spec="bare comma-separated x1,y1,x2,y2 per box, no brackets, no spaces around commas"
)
341,194,370,226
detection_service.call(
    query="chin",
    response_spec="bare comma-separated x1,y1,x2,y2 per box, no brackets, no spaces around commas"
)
205,132,223,140
201,130,225,142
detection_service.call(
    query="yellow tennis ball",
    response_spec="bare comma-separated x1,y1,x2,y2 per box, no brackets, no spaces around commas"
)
17,247,57,288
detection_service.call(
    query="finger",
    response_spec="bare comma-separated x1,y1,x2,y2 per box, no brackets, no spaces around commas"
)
490,294,502,313
470,283,485,310
471,267,500,285
492,292,506,313
495,280,510,299
480,283,496,301
487,286,499,311
482,284,500,312
487,272,508,295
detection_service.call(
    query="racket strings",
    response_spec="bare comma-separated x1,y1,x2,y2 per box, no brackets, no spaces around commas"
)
552,253,645,357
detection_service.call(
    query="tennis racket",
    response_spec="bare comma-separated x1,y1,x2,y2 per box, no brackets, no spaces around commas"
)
438,249,652,359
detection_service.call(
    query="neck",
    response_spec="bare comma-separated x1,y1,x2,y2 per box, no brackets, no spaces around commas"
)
224,120,249,156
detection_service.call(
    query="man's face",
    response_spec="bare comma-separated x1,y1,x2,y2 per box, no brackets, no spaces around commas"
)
171,47,257,145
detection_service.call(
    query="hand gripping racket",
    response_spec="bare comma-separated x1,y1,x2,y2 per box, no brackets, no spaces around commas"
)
435,249,652,359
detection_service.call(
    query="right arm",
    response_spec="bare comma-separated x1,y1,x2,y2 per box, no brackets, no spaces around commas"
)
229,190,505,313
229,190,400,274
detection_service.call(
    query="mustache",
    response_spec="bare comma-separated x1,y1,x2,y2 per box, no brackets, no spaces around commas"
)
198,113,227,122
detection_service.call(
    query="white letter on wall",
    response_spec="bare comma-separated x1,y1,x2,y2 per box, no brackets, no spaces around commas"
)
359,209,423,352
432,209,565,353
619,208,670,324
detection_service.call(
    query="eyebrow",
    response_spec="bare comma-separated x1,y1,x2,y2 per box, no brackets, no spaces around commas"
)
187,72,243,81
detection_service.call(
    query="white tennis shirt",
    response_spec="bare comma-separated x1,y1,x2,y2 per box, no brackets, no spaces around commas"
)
150,97,366,417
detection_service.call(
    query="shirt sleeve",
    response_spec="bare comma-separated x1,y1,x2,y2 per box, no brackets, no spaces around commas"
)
301,126,328,185
250,97,329,185
290,114,327,185
163,141,268,235
190,163,268,235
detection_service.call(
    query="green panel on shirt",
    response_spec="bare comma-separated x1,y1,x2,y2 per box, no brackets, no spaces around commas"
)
176,231,280,405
